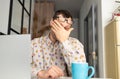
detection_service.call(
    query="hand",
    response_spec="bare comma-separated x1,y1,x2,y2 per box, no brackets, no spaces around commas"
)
37,65,64,79
50,20,74,43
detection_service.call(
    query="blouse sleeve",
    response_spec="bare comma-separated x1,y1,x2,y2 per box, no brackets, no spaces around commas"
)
59,38,86,75
31,39,43,79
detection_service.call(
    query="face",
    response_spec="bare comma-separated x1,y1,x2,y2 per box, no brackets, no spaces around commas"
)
56,14,73,30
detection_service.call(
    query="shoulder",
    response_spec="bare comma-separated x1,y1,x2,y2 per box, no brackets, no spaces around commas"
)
31,37,44,46
68,37,80,43
68,37,78,41
31,37,40,43
68,37,84,48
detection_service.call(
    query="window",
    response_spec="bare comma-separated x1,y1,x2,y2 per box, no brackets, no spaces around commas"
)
8,0,32,34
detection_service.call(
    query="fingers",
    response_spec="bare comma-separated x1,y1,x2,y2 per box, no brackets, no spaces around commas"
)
50,20,61,31
47,66,64,79
52,66,64,76
48,69,58,78
50,20,64,31
37,70,51,79
54,20,63,29
51,26,56,33
68,28,74,32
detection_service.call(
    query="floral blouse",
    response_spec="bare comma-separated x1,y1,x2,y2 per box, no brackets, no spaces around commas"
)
31,32,86,79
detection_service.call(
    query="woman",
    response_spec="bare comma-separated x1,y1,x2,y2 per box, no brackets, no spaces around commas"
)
31,10,86,79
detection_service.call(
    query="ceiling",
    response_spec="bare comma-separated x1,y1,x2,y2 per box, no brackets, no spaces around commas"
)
54,0,84,18
38,0,84,18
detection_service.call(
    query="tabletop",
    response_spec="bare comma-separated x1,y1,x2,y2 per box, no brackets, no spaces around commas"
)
58,77,112,79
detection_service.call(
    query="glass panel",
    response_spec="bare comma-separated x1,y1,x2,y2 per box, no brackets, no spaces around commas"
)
11,0,22,33
10,30,18,35
20,0,23,3
25,0,30,13
23,11,29,34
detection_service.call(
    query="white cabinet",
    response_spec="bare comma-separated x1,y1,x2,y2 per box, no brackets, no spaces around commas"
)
105,17,120,79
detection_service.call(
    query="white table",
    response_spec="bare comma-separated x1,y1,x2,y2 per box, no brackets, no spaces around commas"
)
58,77,112,79
37,77,112,79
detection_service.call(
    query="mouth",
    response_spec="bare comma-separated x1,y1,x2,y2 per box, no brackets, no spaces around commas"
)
64,26,70,31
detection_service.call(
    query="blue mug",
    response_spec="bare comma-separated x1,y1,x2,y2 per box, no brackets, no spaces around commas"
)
71,62,95,79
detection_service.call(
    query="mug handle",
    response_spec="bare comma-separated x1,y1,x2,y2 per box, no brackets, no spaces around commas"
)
87,66,95,79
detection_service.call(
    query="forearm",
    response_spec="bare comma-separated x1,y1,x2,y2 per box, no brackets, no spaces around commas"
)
59,39,86,64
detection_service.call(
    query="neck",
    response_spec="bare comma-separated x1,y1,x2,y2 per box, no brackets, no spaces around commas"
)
49,31,57,43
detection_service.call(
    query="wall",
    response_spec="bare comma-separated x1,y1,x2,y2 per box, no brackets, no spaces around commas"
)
70,18,79,39
80,0,119,77
102,0,119,27
0,0,10,34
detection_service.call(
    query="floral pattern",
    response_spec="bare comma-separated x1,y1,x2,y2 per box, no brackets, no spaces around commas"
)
31,32,86,78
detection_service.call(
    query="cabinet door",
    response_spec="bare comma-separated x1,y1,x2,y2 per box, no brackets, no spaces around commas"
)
115,20,120,44
105,20,118,79
116,46,120,79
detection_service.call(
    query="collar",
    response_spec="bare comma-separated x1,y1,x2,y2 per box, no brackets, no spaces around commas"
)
45,32,59,46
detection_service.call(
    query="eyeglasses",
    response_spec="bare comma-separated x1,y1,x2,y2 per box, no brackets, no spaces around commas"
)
57,16,73,25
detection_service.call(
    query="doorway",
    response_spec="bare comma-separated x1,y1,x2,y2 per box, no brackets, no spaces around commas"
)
84,5,99,77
